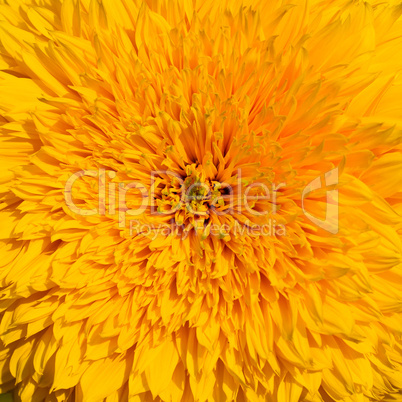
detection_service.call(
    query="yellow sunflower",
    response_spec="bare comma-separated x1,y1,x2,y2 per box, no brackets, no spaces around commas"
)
1,0,402,401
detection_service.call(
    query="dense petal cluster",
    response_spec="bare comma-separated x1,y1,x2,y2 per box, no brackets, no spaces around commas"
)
1,0,402,401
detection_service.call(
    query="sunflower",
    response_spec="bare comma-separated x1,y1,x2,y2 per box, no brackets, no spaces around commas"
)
1,0,402,401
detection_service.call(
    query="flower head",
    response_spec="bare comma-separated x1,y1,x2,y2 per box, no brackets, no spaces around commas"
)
1,0,402,401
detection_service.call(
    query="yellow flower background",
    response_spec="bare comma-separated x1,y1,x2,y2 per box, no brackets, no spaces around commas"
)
1,0,402,400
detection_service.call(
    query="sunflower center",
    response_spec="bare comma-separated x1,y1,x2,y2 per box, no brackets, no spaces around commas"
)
157,164,229,231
